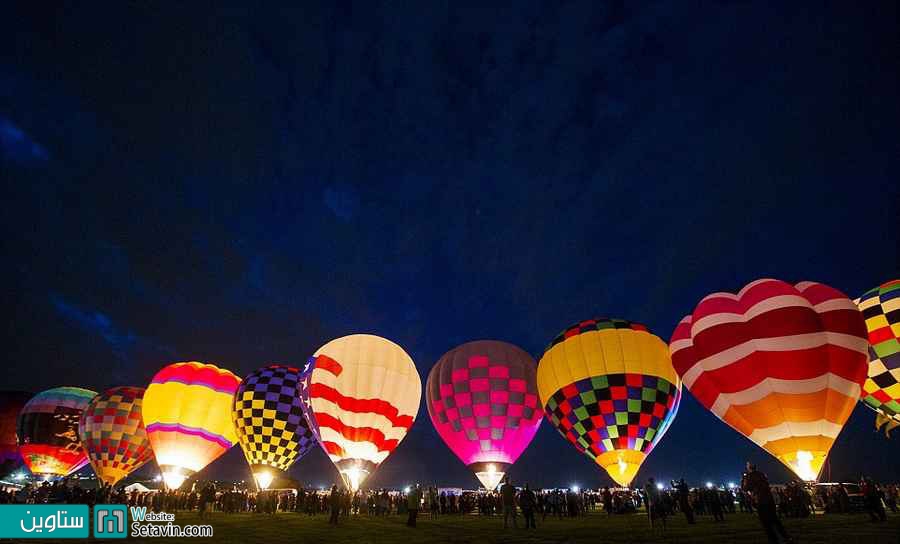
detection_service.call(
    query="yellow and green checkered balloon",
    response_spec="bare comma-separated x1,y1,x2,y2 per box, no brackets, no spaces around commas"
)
856,280,900,432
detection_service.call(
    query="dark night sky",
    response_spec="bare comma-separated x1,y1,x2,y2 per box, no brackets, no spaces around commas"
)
1,2,898,490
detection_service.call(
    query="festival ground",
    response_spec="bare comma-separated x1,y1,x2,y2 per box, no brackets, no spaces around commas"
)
58,510,900,544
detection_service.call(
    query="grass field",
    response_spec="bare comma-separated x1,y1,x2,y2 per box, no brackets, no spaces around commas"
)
109,510,900,544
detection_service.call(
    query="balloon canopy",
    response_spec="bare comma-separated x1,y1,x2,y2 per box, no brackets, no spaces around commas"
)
855,280,900,433
537,319,681,487
306,334,421,491
670,279,868,481
143,362,241,490
0,391,32,477
79,386,154,486
426,340,542,490
17,387,97,477
232,364,317,490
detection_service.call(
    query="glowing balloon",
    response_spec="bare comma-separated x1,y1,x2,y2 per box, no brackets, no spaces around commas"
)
426,340,542,490
855,279,900,434
306,334,421,491
17,387,97,477
537,319,681,487
232,364,317,490
0,391,32,477
670,279,868,481
143,362,241,489
79,386,154,485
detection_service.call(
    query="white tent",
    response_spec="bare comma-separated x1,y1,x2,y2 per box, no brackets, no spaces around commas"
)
124,482,152,493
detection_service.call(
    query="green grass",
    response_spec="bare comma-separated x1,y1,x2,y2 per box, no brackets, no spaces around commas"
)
115,510,899,544
34,510,900,543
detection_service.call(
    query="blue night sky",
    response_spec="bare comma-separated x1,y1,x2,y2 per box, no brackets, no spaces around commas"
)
1,2,897,489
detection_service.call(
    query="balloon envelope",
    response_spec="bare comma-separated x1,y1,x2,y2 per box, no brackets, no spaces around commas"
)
143,362,241,489
426,340,542,490
79,386,154,486
0,391,32,477
232,364,317,489
670,279,868,481
17,387,97,477
537,319,681,487
856,280,900,429
306,334,421,491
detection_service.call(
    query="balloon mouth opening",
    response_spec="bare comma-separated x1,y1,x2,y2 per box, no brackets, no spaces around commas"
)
160,466,194,490
468,461,511,491
334,460,377,492
474,470,505,491
784,450,821,482
254,470,275,490
596,451,645,488
341,466,368,492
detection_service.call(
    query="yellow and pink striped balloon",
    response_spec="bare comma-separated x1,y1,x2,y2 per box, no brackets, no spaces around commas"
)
142,362,241,489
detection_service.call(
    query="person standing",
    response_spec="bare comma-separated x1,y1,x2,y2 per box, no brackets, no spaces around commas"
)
407,484,422,527
519,484,536,529
643,478,666,530
328,485,341,525
500,477,518,529
742,462,793,543
428,486,439,519
675,479,695,524
861,477,887,522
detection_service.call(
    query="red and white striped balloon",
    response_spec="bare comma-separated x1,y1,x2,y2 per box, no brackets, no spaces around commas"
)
669,279,868,480
306,334,421,490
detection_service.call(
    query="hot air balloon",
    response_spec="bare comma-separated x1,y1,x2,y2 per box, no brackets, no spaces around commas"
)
426,340,542,490
0,391,32,478
232,364,317,490
537,319,681,487
79,386,154,486
142,362,241,490
16,387,97,478
670,279,868,481
855,279,900,435
305,334,421,491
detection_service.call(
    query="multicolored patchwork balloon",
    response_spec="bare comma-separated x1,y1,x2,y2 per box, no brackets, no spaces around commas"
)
0,391,32,477
855,279,900,433
670,279,868,481
79,386,154,486
426,341,542,490
232,364,317,490
306,334,421,491
537,319,681,487
17,387,97,477
143,362,241,490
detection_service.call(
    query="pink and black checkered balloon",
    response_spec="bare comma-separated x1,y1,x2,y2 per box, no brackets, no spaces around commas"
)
426,340,542,476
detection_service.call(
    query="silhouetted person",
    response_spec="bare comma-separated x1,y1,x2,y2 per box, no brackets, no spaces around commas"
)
675,479,694,524
644,478,666,530
406,484,422,527
519,484,536,529
742,462,793,543
861,477,886,522
602,487,613,515
500,477,518,529
328,485,341,525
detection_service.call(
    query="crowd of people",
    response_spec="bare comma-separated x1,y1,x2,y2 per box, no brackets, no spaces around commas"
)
1,463,895,543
